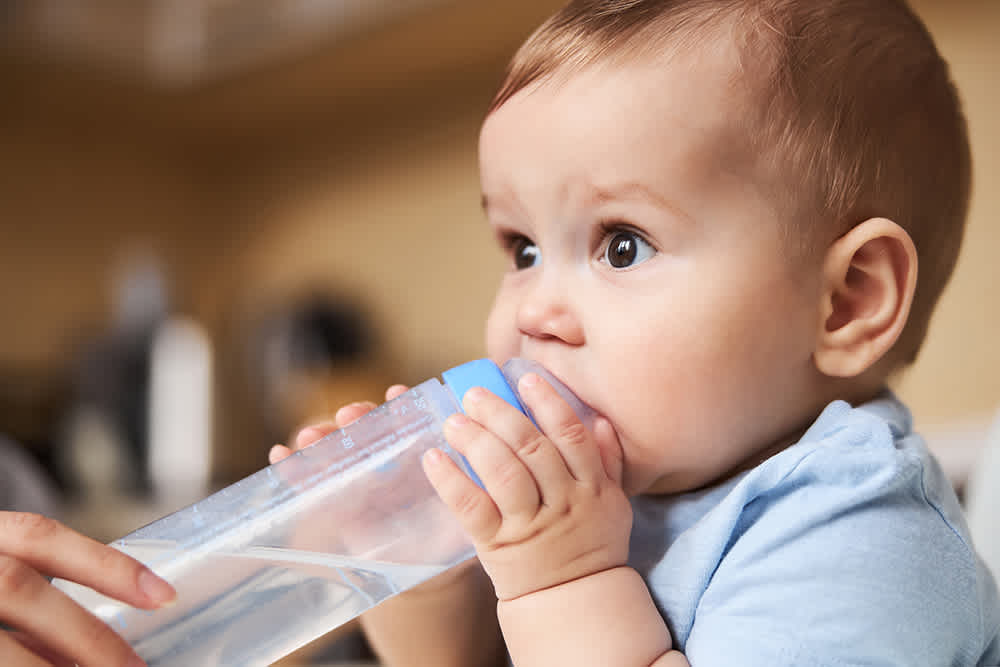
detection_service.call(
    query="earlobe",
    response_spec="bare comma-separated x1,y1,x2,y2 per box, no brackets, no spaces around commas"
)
813,218,918,378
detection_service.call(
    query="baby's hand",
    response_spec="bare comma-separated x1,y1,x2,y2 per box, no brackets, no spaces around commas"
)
423,372,631,601
268,383,471,561
268,384,411,463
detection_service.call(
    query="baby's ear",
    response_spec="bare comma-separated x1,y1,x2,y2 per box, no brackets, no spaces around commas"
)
813,218,918,378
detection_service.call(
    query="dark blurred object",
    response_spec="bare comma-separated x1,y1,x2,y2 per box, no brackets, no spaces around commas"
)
67,318,159,496
248,293,382,447
2,0,448,86
267,295,374,372
59,253,170,498
0,363,71,493
0,433,62,517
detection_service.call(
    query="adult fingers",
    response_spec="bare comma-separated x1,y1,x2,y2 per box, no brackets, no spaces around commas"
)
516,373,605,486
6,629,75,666
0,513,174,611
0,631,51,667
0,555,143,667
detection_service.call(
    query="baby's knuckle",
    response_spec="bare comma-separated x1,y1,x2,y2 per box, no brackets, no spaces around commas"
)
516,433,548,459
557,421,588,448
493,458,524,489
452,488,486,519
544,497,572,519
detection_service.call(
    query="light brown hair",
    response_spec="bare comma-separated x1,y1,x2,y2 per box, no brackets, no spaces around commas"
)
490,0,971,367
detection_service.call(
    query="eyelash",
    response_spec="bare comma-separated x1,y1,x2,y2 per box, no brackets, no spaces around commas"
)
494,221,657,268
496,229,528,253
595,220,654,251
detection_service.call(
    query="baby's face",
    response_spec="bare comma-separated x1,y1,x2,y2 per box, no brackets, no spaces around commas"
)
479,47,826,495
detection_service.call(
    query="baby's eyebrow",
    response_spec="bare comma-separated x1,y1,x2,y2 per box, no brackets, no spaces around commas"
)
585,182,695,224
480,190,529,220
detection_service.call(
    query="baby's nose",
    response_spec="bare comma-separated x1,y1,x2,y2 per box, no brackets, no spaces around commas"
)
515,279,584,345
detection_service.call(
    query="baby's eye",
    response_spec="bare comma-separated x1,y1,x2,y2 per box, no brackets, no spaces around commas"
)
601,229,655,268
510,235,541,270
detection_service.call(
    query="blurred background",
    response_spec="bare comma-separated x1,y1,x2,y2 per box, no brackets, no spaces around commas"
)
0,0,997,662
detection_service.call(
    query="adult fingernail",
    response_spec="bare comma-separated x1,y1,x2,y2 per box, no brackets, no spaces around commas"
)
139,569,176,606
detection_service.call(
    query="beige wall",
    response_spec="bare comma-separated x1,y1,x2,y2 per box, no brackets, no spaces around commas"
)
894,0,1000,423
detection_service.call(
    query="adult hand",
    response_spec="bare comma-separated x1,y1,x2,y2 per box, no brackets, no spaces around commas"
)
0,511,176,666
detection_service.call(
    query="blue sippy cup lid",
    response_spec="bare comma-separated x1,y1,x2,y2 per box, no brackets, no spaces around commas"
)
442,359,526,415
441,359,528,491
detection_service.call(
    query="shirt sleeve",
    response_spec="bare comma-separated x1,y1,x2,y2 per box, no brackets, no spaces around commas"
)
682,436,986,666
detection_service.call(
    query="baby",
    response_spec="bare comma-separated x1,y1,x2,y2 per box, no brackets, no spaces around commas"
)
285,1,1000,665
273,0,1000,665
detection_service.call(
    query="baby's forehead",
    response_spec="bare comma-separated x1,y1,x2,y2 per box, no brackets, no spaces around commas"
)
482,44,758,180
479,52,780,234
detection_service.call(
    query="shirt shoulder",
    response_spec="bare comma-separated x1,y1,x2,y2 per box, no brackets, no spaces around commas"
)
635,395,1000,666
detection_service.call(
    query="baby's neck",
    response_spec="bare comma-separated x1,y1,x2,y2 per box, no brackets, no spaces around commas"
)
680,384,890,495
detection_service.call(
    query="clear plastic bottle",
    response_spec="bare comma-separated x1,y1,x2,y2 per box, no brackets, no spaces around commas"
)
54,358,591,667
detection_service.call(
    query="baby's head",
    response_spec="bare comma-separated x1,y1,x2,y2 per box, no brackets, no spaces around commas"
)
478,0,970,494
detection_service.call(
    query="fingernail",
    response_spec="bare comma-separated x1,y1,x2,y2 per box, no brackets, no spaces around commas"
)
299,426,323,441
520,373,541,389
446,414,471,430
464,387,487,404
139,568,176,606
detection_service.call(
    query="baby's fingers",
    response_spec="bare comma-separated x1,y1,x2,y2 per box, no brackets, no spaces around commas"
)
517,374,606,486
460,386,577,506
422,447,501,542
269,399,382,464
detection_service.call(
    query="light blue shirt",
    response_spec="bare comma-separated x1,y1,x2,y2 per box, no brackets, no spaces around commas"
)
629,394,1000,666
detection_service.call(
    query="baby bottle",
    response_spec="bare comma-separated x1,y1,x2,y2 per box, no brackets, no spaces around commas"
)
54,358,591,667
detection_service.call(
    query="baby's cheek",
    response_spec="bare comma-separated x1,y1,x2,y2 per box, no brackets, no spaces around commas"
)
485,301,518,360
